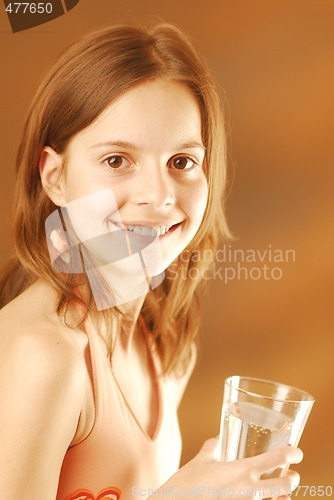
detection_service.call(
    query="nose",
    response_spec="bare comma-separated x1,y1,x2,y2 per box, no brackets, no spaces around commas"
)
132,161,175,208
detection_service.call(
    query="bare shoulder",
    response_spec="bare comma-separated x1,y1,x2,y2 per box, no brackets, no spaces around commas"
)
0,280,87,497
0,284,86,424
0,279,86,404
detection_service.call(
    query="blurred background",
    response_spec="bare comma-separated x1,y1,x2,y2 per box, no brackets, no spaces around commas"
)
0,0,333,495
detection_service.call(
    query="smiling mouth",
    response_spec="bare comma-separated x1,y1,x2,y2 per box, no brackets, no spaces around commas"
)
110,221,180,237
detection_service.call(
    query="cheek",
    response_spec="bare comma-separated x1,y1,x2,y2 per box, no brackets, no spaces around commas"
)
62,155,110,203
185,176,208,225
64,188,121,241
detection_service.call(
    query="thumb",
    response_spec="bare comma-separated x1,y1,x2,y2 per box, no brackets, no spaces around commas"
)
198,436,220,457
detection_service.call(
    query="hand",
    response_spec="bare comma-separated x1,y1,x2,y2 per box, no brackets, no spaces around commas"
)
158,438,303,499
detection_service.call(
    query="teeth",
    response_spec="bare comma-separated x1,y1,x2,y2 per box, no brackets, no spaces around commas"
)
111,221,173,236
127,224,173,237
126,225,157,237
159,225,172,236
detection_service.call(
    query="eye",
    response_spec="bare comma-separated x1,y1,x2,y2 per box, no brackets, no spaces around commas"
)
104,155,131,170
170,156,196,171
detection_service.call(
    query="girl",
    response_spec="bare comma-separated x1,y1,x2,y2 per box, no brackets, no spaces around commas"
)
0,23,302,499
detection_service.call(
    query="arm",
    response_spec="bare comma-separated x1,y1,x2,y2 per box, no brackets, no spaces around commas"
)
0,329,85,499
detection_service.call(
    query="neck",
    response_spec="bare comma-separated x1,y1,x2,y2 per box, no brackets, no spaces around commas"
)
83,290,147,356
72,266,149,353
117,294,147,353
87,262,151,311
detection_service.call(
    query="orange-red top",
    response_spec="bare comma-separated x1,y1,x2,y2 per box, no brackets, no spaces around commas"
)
56,316,182,500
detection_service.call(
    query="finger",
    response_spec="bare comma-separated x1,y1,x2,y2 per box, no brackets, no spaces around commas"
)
260,470,300,498
249,447,303,474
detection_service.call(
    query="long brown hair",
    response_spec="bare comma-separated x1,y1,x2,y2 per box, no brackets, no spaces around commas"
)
0,23,230,375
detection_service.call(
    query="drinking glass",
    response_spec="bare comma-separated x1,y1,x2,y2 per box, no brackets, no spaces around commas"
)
218,375,314,480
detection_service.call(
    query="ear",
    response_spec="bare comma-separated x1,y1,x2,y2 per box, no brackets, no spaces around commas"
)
39,146,66,206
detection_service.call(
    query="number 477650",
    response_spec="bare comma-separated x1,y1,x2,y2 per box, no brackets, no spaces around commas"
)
5,3,53,14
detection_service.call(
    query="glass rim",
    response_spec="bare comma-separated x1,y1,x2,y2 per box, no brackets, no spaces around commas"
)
225,375,315,403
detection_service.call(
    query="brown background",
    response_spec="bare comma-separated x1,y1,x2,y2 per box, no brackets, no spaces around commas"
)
0,0,333,495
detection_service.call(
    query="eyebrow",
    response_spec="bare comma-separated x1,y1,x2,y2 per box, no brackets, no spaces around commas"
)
90,140,206,151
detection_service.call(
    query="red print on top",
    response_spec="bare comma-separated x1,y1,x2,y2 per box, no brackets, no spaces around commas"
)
65,486,121,500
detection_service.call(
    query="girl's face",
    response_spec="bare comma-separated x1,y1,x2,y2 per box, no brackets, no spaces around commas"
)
43,78,208,274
